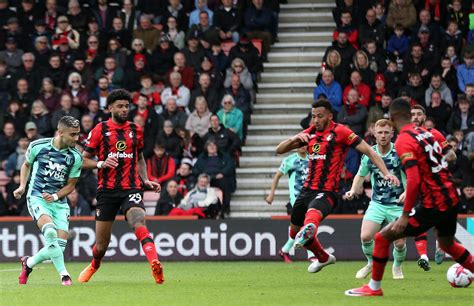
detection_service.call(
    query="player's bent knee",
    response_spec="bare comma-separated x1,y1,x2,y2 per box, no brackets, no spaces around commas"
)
437,236,454,250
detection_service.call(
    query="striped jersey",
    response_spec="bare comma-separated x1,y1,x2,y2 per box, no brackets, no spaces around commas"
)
85,118,144,190
278,153,309,205
26,138,82,201
357,143,406,206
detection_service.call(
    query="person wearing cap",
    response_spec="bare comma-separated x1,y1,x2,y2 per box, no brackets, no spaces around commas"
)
0,0,16,29
182,31,206,71
386,0,416,31
24,121,42,141
52,15,80,50
133,15,160,52
0,36,24,72
150,34,179,78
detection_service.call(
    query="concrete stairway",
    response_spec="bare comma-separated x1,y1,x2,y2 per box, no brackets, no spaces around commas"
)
229,0,335,218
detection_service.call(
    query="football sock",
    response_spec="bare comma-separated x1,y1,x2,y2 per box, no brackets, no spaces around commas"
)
91,245,103,269
58,238,67,252
307,250,315,259
281,238,294,254
368,279,381,291
27,238,68,268
304,237,329,263
42,223,68,276
392,244,407,268
361,240,374,265
135,226,159,264
372,232,390,282
303,209,323,227
414,234,428,258
441,242,474,271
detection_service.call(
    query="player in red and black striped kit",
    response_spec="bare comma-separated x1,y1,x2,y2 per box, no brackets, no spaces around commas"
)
276,99,399,273
77,89,164,284
346,98,474,297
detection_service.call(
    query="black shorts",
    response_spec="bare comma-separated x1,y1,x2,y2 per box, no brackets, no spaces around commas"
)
404,205,458,238
95,189,145,221
291,189,338,226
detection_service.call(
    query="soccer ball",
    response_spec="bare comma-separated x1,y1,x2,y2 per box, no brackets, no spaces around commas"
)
446,263,473,288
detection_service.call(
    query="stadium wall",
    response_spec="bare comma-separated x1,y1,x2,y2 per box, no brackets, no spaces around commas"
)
0,216,472,262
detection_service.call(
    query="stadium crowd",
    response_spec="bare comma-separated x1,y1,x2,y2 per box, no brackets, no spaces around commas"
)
0,0,472,219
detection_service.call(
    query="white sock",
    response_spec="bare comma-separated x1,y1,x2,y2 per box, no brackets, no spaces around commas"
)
26,257,35,269
60,270,69,277
368,279,381,290
420,254,429,261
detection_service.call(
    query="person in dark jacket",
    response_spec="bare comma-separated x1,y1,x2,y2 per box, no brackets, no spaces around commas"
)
156,120,183,161
426,91,452,133
323,31,357,70
193,138,235,215
155,179,183,216
337,88,368,137
228,38,262,76
202,114,241,158
213,0,241,43
243,0,274,60
446,95,474,134
151,34,179,80
358,9,385,49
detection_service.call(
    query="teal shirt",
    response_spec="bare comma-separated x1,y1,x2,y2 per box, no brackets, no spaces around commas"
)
217,107,244,140
357,143,406,206
26,138,83,202
278,153,309,205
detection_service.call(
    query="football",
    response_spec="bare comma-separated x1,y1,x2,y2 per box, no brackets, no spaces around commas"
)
447,263,473,288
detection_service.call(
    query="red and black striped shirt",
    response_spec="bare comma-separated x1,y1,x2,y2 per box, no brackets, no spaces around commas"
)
85,118,144,190
302,121,361,192
395,124,458,211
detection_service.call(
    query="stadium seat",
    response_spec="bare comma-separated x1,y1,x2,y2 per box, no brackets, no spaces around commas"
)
250,39,263,56
221,41,236,56
143,191,160,202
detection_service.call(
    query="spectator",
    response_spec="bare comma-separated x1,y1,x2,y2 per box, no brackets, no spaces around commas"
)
412,9,443,49
31,19,52,48
14,52,43,94
323,31,356,70
372,73,387,105
386,23,410,59
32,36,51,68
134,75,163,114
107,17,133,54
440,56,459,96
457,47,474,93
70,57,95,92
83,35,103,70
447,136,470,186
29,100,52,136
161,97,188,129
37,77,61,113
194,55,224,96
5,100,28,133
425,73,453,107
161,72,191,111
133,15,161,52
203,114,241,158
129,93,162,141
46,53,68,89
167,52,194,90
333,0,361,28
186,96,212,138
78,114,94,145
337,88,368,136
313,69,343,114
0,122,18,167
228,37,263,77
367,93,392,129
0,0,17,30
51,94,81,130
182,33,206,71
4,171,25,216
105,38,128,69
243,0,274,61
132,114,155,159
187,11,219,50
91,0,118,31
24,121,42,141
343,70,371,108
164,16,185,50
364,39,387,74
151,34,179,80
161,0,189,33
416,26,441,70
224,74,252,136
189,0,214,27
358,8,384,49
156,119,183,161
64,72,89,112
173,160,196,197
401,71,425,106
52,15,80,50
68,188,92,216
0,37,24,72
95,57,125,88
224,58,254,91
85,98,108,125
11,78,36,112
444,21,463,56
213,0,241,43
66,0,88,33
351,50,375,86
193,139,235,216
155,179,183,215
333,11,359,50
319,49,350,88
386,0,417,31
402,43,432,84
448,0,468,36
92,77,114,110
147,142,176,185
458,182,474,214
124,54,150,92
208,42,229,74
127,38,152,70
121,0,141,31
217,94,244,140
447,95,473,134
426,91,452,133
43,0,61,32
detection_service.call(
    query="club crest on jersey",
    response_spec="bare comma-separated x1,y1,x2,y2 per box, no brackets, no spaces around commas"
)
116,140,127,151
312,143,320,153
129,131,134,139
65,154,73,166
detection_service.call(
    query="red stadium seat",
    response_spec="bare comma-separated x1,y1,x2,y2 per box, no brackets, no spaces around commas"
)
143,191,160,202
250,39,263,56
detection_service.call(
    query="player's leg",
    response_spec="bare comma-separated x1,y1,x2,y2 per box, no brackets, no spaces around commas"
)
414,232,431,271
385,205,406,279
434,236,445,265
125,195,164,284
279,226,294,263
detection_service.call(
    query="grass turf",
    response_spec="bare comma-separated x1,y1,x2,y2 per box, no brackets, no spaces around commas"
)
0,261,472,306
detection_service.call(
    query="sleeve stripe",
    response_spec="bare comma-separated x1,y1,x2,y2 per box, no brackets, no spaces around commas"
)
350,137,362,148
84,146,95,153
403,160,418,169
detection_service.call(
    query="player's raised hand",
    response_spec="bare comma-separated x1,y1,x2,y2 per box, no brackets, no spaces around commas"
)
42,192,54,202
292,132,311,144
343,190,355,200
13,186,25,199
398,192,406,204
265,193,274,205
383,174,400,187
144,180,161,193
102,156,119,168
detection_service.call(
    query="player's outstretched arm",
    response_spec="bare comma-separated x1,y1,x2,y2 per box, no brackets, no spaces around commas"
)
42,177,79,202
344,174,365,200
138,153,161,193
81,151,118,169
265,171,284,205
276,132,310,154
355,140,400,186
13,161,31,199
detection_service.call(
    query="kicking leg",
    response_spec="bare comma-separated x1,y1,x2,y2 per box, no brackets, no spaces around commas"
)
438,236,474,271
126,207,164,284
356,220,381,279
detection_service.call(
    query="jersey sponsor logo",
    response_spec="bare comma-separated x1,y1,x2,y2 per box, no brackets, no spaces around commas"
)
308,153,326,160
108,151,134,159
312,143,321,153
116,140,127,152
44,161,67,180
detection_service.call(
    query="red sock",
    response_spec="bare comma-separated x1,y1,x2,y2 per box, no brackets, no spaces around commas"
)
304,209,323,227
414,233,428,257
441,242,474,271
91,245,103,269
305,237,329,262
135,226,159,264
372,232,390,281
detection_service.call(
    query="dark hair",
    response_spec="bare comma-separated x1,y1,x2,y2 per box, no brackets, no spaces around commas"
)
58,115,80,129
411,104,426,114
311,98,333,113
107,89,132,106
389,98,412,121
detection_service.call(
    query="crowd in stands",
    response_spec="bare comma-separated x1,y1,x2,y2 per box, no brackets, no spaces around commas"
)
322,0,474,214
0,0,281,218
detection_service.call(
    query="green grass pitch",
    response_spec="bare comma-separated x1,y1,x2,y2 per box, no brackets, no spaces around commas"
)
1,261,472,306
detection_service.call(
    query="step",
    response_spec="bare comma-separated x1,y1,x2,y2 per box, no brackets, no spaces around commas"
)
237,178,288,189
245,135,288,146
258,82,314,94
267,52,324,63
281,3,336,9
278,22,335,32
247,124,300,135
231,200,287,212
250,114,304,125
256,93,314,104
228,211,287,218
278,32,334,43
239,156,286,168
263,61,321,73
260,72,316,83
236,168,279,179
279,12,333,23
253,103,311,114
241,145,279,157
